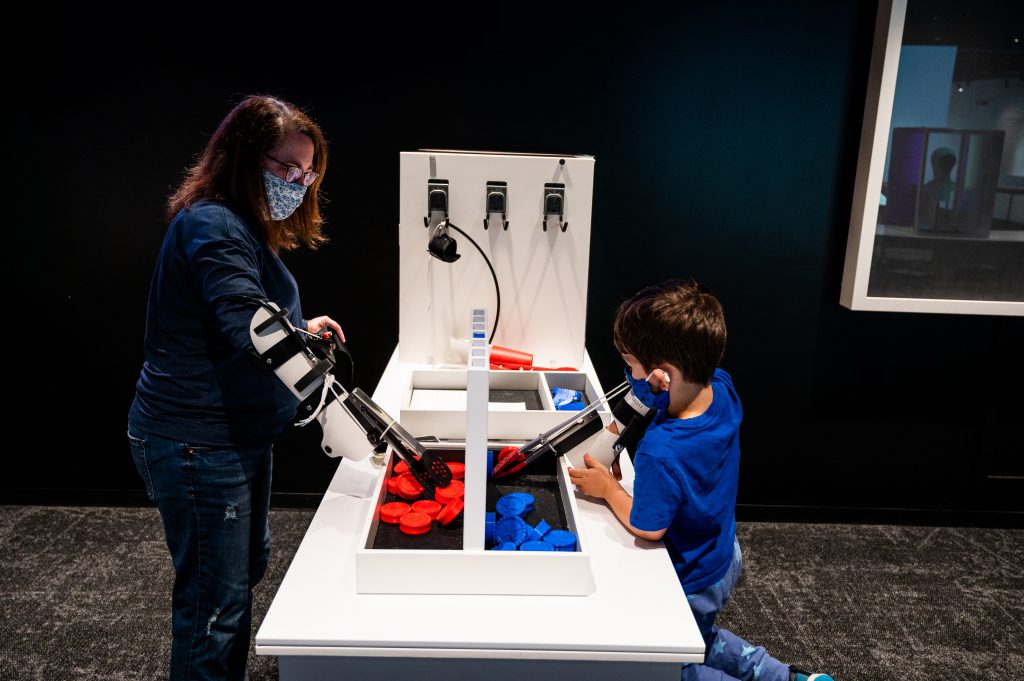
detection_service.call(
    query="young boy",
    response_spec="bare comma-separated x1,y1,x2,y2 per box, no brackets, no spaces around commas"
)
568,279,832,681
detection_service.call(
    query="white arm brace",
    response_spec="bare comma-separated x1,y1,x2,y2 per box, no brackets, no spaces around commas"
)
249,302,370,460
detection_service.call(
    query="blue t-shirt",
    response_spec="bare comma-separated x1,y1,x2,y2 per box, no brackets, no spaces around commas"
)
129,201,305,447
629,368,742,593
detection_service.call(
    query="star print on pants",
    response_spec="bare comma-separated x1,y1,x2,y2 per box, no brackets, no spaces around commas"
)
712,640,725,656
741,645,757,658
753,661,765,679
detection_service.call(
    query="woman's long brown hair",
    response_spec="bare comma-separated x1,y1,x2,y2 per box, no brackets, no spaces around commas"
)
167,95,328,252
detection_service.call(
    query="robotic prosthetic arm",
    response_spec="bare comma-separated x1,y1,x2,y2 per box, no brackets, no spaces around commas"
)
608,385,657,465
490,379,658,478
249,301,451,492
491,381,628,477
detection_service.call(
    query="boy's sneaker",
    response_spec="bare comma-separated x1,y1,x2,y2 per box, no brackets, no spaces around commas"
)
789,668,834,681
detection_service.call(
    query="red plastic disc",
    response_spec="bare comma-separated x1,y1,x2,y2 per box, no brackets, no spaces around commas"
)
399,511,433,535
434,479,465,504
380,501,411,524
446,462,465,479
396,475,424,500
386,475,401,495
492,446,523,476
436,497,465,526
412,500,442,519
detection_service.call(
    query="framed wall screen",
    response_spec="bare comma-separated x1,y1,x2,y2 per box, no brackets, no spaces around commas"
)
840,0,1024,315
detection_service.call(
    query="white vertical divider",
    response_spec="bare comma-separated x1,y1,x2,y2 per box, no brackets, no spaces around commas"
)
463,308,489,551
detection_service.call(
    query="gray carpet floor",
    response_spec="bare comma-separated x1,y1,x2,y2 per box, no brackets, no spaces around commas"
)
0,506,1021,680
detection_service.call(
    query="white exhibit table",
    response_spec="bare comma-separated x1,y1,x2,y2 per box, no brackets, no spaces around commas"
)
255,348,706,680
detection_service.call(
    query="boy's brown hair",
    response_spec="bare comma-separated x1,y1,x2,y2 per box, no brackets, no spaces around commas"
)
613,279,726,385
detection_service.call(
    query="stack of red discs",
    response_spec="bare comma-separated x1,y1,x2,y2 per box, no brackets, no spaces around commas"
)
434,479,465,504
382,459,466,534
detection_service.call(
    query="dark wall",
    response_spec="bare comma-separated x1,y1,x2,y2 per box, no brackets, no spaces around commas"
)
10,2,1022,515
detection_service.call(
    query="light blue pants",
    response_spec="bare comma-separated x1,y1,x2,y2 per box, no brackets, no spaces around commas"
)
680,540,790,681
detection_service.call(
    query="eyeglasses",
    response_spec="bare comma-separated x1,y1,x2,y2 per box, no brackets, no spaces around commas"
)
263,153,319,187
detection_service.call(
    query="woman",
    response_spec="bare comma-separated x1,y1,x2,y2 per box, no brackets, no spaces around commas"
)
127,95,343,681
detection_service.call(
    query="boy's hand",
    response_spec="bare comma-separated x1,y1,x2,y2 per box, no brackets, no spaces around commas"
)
568,454,619,500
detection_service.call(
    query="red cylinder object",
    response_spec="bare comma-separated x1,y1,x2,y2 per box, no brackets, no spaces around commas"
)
446,462,465,480
396,475,425,500
434,479,465,504
490,345,533,367
399,512,432,535
380,502,411,524
412,500,442,520
436,497,465,526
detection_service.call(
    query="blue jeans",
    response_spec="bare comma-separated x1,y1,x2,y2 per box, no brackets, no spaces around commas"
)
681,540,790,681
128,430,273,681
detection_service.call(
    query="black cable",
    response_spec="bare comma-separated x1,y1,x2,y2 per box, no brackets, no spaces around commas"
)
445,221,501,344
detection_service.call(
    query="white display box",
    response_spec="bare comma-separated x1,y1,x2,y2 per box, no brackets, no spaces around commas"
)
356,150,599,597
400,369,610,440
355,444,595,596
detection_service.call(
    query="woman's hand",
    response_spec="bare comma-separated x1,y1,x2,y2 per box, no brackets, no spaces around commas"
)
307,316,346,343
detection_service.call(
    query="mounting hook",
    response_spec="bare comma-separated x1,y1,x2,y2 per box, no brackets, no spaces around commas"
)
424,178,449,227
542,182,567,232
484,181,509,231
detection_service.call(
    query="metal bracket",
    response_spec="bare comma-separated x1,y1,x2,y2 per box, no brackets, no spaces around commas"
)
542,182,567,232
424,178,449,227
483,180,509,230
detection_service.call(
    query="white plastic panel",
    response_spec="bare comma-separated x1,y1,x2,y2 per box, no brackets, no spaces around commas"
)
399,151,596,365
400,369,608,440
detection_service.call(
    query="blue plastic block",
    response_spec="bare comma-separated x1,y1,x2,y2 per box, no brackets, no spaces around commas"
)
494,516,529,546
505,492,535,514
544,529,577,552
485,512,496,546
495,495,527,518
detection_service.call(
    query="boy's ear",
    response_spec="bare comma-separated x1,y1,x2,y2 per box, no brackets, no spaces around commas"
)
657,362,684,384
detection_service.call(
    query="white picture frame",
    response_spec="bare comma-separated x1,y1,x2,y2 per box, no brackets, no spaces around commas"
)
839,0,1024,316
